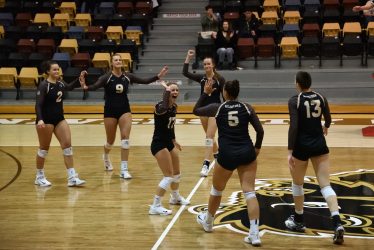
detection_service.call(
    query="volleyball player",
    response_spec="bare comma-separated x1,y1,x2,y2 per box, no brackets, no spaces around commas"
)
35,60,86,187
149,82,190,215
193,79,264,246
183,49,225,177
80,54,168,179
285,71,344,244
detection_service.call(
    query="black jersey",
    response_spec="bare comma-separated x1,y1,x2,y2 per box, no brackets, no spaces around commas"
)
182,63,225,105
194,94,264,149
87,72,159,109
152,90,176,141
35,79,79,123
288,91,331,150
215,100,262,150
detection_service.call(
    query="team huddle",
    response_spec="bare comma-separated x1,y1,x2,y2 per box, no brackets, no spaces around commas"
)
33,51,344,246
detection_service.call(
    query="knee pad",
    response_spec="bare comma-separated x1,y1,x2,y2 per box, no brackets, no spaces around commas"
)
37,149,48,158
205,138,213,147
172,174,181,183
158,176,174,190
121,139,130,149
210,186,222,196
321,186,336,199
104,142,113,150
63,147,73,156
243,191,256,200
292,182,304,196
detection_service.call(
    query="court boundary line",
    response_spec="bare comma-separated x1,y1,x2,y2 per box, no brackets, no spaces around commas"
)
151,160,215,250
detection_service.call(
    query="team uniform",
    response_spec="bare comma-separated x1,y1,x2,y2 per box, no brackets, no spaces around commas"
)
35,79,79,126
151,91,177,155
87,72,159,119
194,93,264,170
288,91,331,161
183,63,225,105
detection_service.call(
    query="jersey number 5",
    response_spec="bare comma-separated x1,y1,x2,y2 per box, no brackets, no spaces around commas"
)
304,100,321,118
228,111,239,126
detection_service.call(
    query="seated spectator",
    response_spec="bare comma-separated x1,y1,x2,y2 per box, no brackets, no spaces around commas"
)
353,1,374,27
212,20,238,70
201,5,220,32
239,10,260,40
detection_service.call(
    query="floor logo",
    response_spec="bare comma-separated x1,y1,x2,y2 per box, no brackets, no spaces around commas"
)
188,169,374,239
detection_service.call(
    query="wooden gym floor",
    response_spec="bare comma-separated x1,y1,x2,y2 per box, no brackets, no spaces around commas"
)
0,109,373,249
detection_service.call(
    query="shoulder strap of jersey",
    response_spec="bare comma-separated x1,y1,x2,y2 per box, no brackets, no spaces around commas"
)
215,101,227,118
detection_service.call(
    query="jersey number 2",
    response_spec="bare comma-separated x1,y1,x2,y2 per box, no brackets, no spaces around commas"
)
56,91,63,103
304,100,321,118
228,111,239,126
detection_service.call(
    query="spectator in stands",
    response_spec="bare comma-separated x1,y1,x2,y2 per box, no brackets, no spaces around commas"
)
79,54,168,180
34,60,86,187
238,10,260,40
183,50,225,177
212,20,238,70
201,5,220,32
148,82,190,216
353,1,374,26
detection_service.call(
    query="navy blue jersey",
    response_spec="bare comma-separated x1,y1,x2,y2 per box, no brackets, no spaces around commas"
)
288,91,331,150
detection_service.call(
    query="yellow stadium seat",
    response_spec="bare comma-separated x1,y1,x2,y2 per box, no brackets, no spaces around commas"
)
34,13,51,26
92,53,111,70
74,13,91,31
117,52,133,72
59,2,76,21
53,13,70,32
59,39,78,56
279,36,299,59
106,26,124,44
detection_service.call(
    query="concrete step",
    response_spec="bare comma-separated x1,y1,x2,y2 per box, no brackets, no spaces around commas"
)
142,51,187,59
150,30,199,37
137,64,184,74
142,44,192,52
152,25,200,31
147,37,197,44
153,18,201,25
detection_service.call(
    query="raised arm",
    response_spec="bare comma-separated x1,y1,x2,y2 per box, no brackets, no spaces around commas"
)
193,78,220,117
81,73,109,91
183,50,204,82
155,89,171,115
128,66,168,85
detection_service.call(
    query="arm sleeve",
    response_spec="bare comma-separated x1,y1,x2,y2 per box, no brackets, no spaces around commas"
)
87,74,108,91
155,90,171,114
62,78,80,91
35,82,47,123
246,104,264,149
323,96,332,128
193,93,220,117
182,63,204,83
128,73,159,85
288,97,299,150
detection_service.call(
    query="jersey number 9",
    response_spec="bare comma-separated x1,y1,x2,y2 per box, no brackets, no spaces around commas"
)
116,84,124,93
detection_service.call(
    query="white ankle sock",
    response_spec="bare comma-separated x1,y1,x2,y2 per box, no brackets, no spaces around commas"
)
153,195,161,206
36,169,44,176
250,219,259,234
67,168,76,177
121,161,128,171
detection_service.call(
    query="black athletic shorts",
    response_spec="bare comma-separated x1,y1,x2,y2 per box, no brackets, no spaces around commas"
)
217,145,257,171
292,145,329,161
36,114,65,127
104,105,131,119
151,139,175,156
